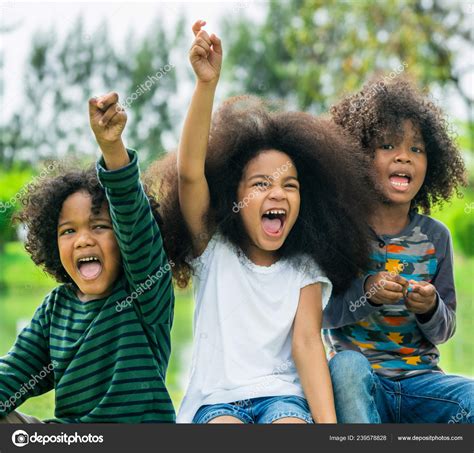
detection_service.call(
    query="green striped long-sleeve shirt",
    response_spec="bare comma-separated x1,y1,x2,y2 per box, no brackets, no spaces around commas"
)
0,149,175,423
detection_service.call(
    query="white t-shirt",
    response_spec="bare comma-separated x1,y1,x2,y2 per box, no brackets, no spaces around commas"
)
177,232,332,423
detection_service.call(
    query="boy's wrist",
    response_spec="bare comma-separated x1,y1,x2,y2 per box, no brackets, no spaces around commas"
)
97,137,125,154
196,79,219,91
97,138,130,170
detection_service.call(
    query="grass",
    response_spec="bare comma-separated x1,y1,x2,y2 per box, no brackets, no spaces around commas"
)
0,240,472,420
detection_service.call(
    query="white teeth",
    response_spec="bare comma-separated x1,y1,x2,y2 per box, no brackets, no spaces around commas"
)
264,209,286,215
391,182,409,187
78,257,99,262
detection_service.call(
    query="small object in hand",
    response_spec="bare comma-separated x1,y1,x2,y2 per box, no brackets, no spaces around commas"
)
407,285,414,293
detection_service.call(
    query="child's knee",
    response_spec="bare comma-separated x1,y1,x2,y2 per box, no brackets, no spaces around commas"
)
329,351,373,385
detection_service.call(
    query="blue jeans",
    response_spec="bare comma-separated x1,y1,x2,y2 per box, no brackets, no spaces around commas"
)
329,350,473,423
193,395,313,424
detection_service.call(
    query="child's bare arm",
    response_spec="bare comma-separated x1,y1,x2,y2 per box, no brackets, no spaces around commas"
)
89,92,129,170
178,20,222,256
293,284,337,423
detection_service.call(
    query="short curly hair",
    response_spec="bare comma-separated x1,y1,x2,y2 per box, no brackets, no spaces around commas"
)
147,95,377,294
15,165,163,286
330,74,467,213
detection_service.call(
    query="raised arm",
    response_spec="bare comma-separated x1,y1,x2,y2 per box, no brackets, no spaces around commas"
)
88,91,129,170
89,92,173,326
178,20,222,256
293,284,337,423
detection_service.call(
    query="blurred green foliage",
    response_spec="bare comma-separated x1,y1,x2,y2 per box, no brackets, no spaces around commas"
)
2,16,186,169
432,186,474,257
224,0,473,144
0,168,33,256
455,212,474,257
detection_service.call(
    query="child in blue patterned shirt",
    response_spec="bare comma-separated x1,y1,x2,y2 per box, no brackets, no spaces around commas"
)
324,75,472,424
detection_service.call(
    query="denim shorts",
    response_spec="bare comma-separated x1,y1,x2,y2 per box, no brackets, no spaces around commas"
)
193,395,313,424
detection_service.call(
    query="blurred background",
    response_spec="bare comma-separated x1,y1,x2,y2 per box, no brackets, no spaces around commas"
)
0,0,473,419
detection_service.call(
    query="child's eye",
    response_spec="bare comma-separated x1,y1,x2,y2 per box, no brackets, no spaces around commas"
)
59,228,74,236
253,181,269,188
93,224,110,230
285,183,299,190
380,144,394,150
411,146,424,153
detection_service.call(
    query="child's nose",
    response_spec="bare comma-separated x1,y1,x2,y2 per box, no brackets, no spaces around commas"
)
394,146,412,163
268,185,286,200
74,230,95,248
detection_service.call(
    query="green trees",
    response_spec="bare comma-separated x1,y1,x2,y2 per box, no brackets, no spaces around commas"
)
0,14,186,249
224,0,473,151
2,2,472,173
2,15,186,170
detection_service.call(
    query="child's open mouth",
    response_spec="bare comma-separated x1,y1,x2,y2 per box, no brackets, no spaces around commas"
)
389,172,412,192
76,255,103,280
261,209,286,237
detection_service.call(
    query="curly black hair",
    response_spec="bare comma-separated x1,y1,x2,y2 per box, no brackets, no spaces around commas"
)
14,165,163,286
146,95,377,294
330,74,467,213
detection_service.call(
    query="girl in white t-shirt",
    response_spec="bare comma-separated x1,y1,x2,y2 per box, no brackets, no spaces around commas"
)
150,20,373,423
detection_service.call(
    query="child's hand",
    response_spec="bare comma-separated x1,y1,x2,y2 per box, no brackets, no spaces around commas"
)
189,20,222,84
365,272,408,305
89,92,129,170
89,92,127,146
404,280,437,315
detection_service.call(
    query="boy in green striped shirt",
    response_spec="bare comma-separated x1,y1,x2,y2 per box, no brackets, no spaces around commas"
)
0,92,175,423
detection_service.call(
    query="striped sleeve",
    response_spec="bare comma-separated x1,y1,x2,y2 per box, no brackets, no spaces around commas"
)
0,300,54,416
97,149,173,326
